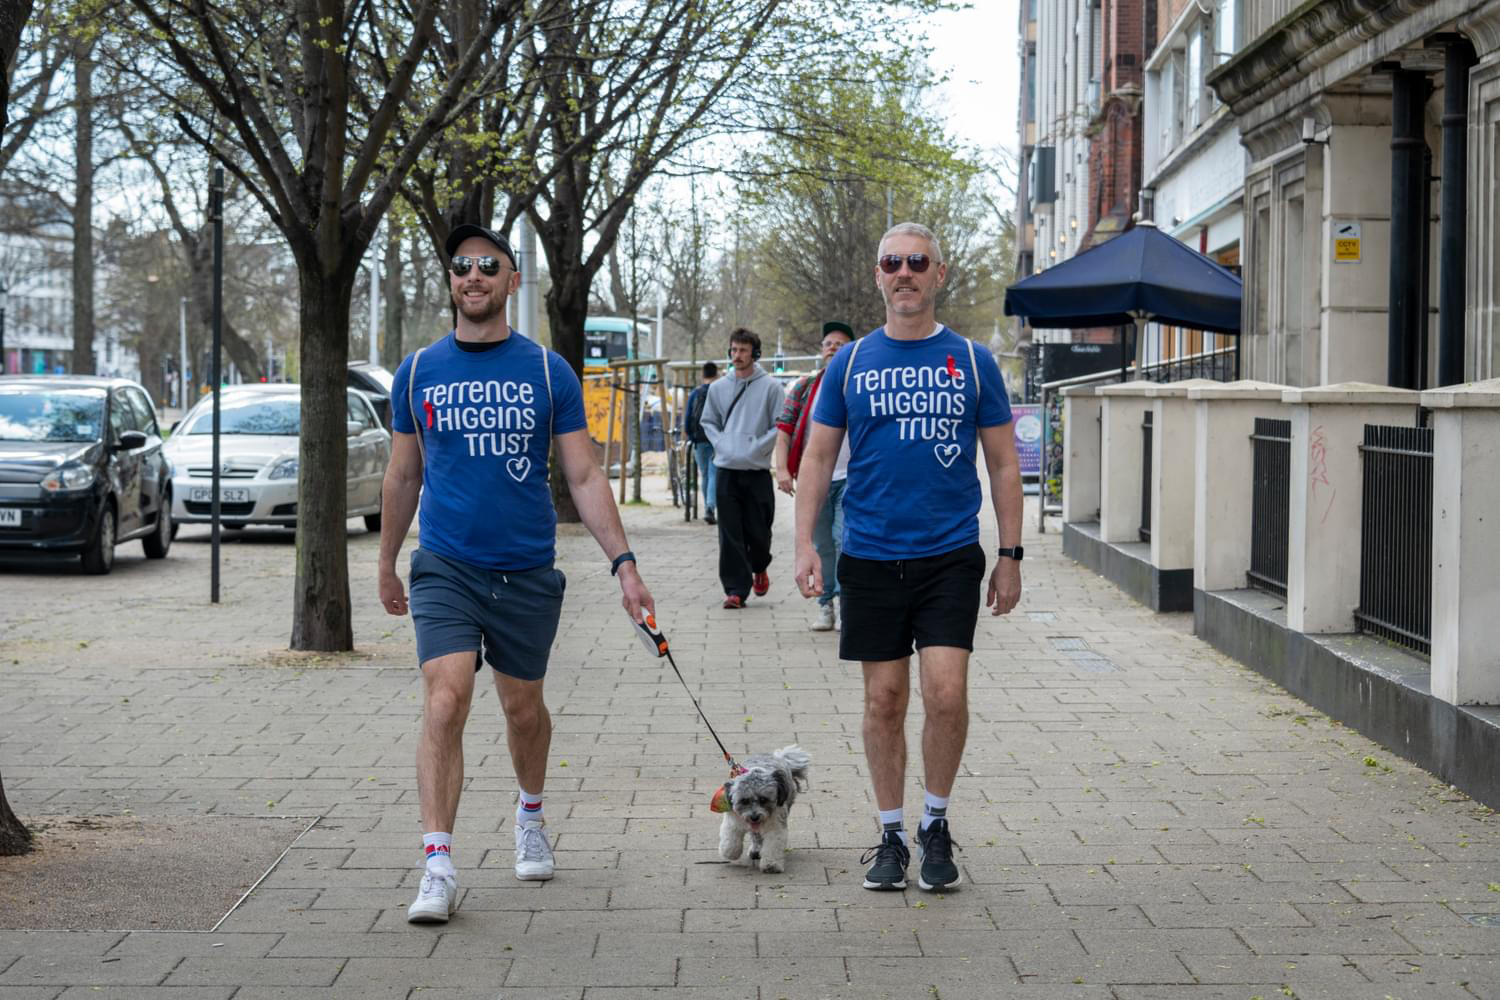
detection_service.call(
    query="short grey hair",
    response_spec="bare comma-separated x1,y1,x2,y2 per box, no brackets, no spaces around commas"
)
880,222,942,263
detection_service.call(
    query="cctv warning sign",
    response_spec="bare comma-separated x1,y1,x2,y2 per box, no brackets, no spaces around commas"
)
1334,221,1361,263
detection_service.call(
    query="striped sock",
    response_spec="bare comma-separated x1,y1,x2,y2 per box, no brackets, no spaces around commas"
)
920,792,949,831
422,832,453,877
878,806,906,846
517,788,544,827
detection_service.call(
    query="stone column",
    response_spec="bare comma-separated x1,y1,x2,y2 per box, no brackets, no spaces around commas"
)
1144,379,1219,573
1095,383,1155,544
1461,2,1500,381
1061,385,1102,524
1283,382,1421,634
1189,382,1290,593
1422,378,1500,705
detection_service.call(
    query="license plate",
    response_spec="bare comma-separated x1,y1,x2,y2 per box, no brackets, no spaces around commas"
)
0,508,20,526
190,487,249,503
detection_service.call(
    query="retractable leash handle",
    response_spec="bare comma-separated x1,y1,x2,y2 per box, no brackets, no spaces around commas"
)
630,612,744,812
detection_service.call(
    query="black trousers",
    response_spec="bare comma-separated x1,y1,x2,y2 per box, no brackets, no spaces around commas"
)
715,467,775,598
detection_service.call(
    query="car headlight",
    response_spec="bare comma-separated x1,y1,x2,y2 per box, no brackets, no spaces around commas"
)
268,457,299,480
41,463,95,492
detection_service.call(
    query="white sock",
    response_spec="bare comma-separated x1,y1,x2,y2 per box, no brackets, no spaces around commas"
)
877,807,906,845
920,791,950,831
422,832,454,878
517,787,544,827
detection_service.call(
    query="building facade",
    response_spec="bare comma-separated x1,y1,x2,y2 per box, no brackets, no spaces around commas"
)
1208,0,1500,388
0,229,135,380
1142,0,1247,365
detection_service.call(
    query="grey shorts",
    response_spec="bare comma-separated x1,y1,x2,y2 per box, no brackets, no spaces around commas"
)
408,547,566,681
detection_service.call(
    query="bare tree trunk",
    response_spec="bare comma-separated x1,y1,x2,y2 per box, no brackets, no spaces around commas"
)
70,39,94,373
545,274,589,522
290,265,353,651
0,769,32,856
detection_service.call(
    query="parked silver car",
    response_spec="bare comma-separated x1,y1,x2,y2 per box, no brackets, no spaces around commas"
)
163,384,390,531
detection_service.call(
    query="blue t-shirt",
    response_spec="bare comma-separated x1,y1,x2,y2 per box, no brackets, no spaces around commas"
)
391,331,587,570
812,326,1012,560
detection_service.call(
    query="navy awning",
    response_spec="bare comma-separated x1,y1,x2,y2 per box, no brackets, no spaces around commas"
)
1004,223,1242,335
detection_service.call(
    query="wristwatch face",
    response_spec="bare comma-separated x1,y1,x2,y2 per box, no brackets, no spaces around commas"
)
1000,546,1024,561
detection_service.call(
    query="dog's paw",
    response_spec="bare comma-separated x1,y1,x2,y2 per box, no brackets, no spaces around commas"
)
759,858,784,874
719,841,744,861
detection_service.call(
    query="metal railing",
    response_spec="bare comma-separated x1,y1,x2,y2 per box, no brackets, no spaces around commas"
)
1354,423,1434,655
1246,417,1291,595
1037,344,1238,531
1139,409,1153,542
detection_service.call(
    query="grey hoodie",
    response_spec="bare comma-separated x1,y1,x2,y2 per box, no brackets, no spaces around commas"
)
700,363,785,470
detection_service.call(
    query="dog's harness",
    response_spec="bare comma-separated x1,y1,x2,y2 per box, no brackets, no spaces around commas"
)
633,614,745,812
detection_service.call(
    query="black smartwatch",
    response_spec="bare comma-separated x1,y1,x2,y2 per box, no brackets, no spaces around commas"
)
610,550,637,576
997,546,1024,562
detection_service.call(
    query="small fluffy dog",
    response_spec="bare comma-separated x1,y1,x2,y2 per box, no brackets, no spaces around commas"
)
716,745,811,873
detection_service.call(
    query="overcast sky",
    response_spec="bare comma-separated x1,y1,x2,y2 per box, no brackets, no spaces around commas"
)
926,1,1022,159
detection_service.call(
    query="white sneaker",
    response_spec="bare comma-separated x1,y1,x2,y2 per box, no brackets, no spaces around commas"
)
811,604,836,631
407,871,457,923
514,820,555,881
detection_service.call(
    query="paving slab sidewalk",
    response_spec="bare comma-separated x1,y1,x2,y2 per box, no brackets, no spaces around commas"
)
1,474,1498,999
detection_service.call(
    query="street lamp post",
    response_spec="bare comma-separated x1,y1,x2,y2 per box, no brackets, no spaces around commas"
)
0,283,8,375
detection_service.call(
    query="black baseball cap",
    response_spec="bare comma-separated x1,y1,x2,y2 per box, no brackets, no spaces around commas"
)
445,224,518,270
822,321,855,339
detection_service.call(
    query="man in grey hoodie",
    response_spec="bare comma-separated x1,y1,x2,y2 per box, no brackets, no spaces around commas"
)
701,327,786,608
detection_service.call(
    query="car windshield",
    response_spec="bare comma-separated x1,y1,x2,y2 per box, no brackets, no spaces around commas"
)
0,387,106,442
183,394,300,435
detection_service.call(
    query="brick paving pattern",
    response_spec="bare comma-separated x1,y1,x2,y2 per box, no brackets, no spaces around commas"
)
1,477,1498,999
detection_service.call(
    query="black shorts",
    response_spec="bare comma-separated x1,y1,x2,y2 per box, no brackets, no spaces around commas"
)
837,542,986,662
409,547,566,681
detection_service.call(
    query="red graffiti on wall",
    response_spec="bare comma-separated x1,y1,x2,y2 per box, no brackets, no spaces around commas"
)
1309,424,1336,524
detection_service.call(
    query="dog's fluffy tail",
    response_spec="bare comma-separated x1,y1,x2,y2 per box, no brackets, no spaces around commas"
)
774,744,811,788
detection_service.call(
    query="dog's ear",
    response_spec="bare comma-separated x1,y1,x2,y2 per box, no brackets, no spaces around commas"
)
774,768,791,807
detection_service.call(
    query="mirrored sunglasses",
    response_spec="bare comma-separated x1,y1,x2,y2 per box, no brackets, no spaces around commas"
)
450,255,503,277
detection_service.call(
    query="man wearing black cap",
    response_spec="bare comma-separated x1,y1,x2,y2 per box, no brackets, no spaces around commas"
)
773,321,855,631
378,222,655,924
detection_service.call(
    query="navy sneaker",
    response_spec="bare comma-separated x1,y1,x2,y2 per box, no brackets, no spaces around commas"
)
859,830,909,890
916,819,961,891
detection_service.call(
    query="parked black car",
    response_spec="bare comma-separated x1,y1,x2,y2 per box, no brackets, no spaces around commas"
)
0,375,173,573
347,361,395,430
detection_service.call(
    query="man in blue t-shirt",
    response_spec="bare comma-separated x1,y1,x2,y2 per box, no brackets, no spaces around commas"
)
794,222,1024,894
378,223,654,925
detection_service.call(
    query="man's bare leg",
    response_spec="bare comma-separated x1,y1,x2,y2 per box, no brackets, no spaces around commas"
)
917,646,970,798
495,672,550,794
416,652,480,834
862,658,911,811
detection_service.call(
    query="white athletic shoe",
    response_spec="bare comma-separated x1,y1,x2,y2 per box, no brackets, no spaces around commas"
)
514,820,556,881
407,871,457,923
811,604,836,631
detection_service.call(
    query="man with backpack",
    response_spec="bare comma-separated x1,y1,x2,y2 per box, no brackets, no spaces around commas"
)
700,327,785,609
773,321,854,631
683,361,719,524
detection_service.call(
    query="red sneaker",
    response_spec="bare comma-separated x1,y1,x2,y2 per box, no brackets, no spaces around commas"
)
722,595,745,609
752,572,770,596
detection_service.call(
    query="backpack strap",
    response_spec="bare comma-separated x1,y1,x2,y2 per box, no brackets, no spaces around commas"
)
965,334,980,402
540,339,553,439
409,346,426,467
841,336,865,398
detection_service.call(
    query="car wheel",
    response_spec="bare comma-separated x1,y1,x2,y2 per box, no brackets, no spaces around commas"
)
142,489,173,559
363,511,381,532
81,501,116,575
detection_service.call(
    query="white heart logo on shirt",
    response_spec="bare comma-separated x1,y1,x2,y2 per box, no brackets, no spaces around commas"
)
506,457,531,482
934,443,960,468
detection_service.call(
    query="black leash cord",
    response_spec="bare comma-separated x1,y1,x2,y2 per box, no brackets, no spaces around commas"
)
662,646,739,772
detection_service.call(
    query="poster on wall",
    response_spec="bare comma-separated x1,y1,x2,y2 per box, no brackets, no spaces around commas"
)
1012,404,1043,478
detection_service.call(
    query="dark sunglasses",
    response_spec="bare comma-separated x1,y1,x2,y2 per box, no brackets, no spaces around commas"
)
450,255,503,277
877,253,934,274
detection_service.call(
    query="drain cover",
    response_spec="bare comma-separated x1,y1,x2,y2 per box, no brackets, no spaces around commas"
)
1462,914,1500,927
1049,636,1089,651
